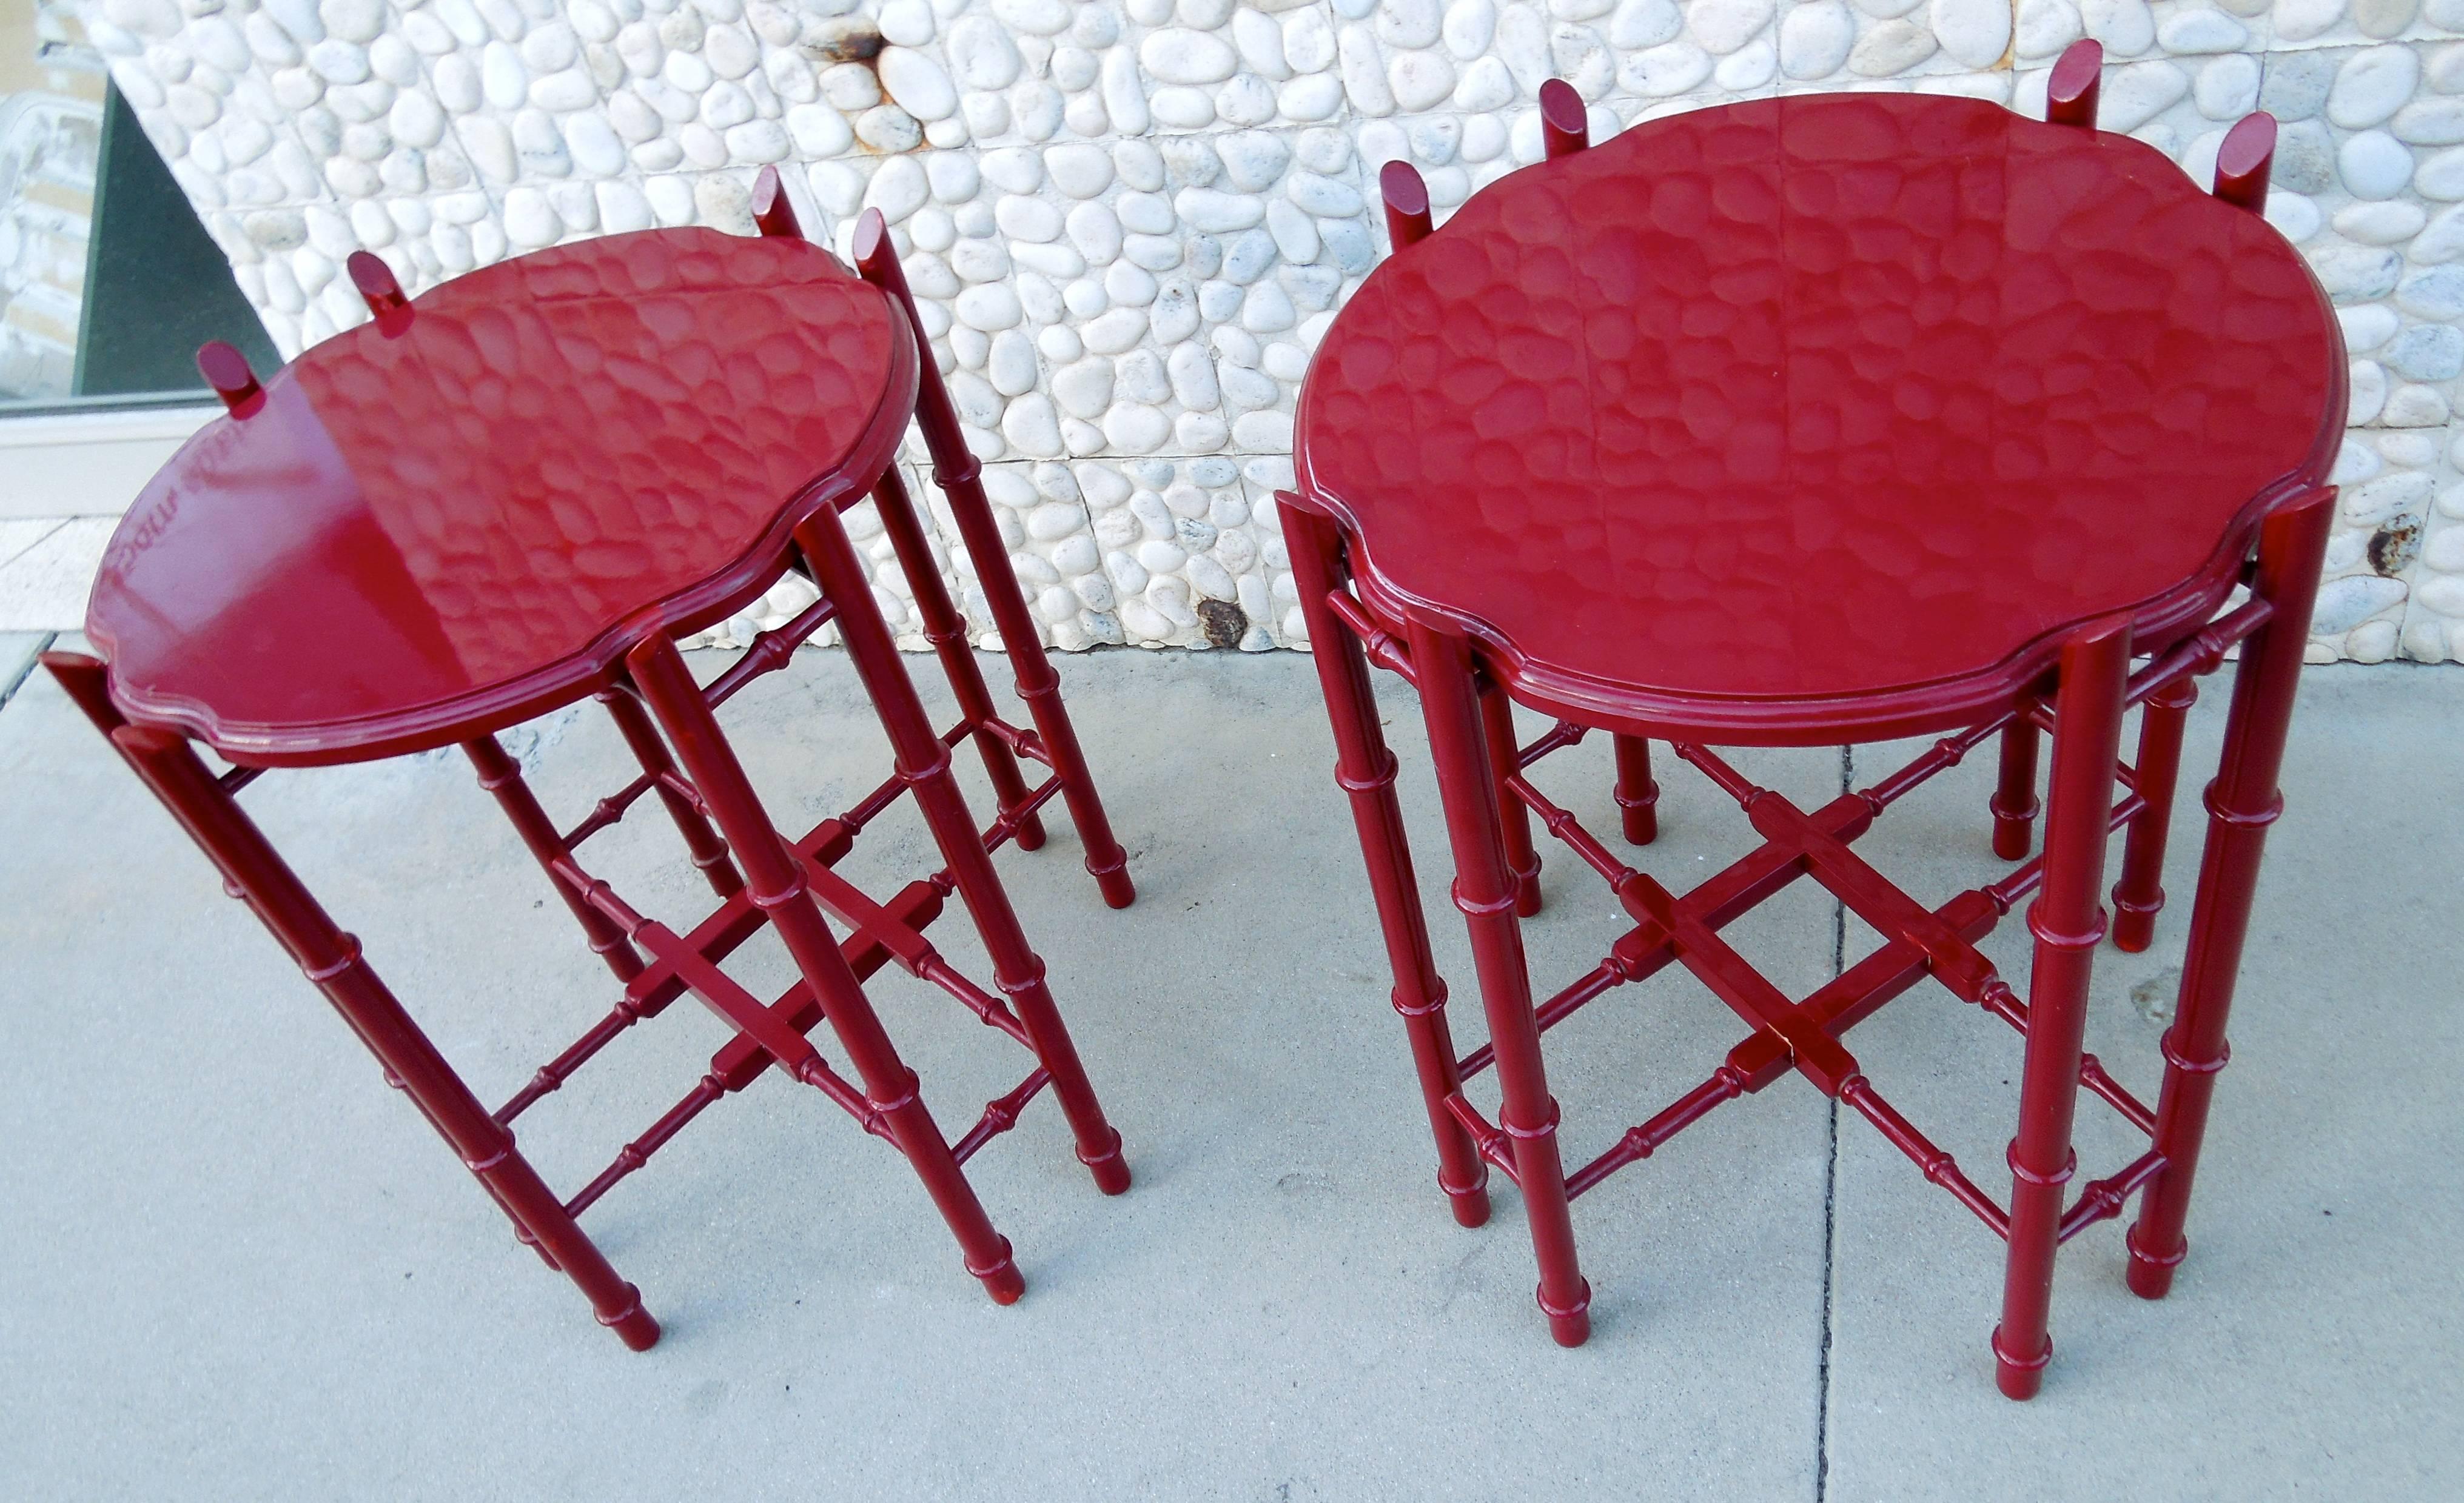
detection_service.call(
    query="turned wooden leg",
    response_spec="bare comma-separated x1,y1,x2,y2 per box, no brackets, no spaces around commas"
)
1994,618,2132,1400
1281,503,1489,1228
2127,494,2334,1302
1412,621,1590,1346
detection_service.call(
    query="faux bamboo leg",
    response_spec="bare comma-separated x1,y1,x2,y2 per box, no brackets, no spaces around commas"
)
854,224,1134,908
870,467,1047,850
925,449,1133,908
45,661,659,1350
625,634,1026,1302
1411,620,1591,1346
795,503,1130,1194
2109,678,2197,953
1993,618,2132,1400
50,656,598,1284
1480,676,1543,916
1612,734,1660,846
1281,504,1489,1228
2127,494,2335,1300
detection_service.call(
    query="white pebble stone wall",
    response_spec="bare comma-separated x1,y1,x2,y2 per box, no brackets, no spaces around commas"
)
67,0,2464,662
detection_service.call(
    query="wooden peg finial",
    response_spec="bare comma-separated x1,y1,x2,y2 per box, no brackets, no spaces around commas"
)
196,341,263,417
850,207,899,286
2047,39,2103,129
752,164,804,239
1380,160,1432,250
2214,112,2277,212
1540,78,1590,159
346,250,412,336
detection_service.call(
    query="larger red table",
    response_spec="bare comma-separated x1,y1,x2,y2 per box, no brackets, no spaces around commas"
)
1280,52,2343,1396
45,183,1137,1349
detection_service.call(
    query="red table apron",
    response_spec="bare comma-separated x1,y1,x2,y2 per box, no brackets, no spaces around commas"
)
46,178,1136,1350
1279,46,2343,1397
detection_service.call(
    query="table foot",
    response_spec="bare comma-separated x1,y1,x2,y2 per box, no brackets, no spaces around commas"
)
1541,1281,1593,1348
2126,1227,2183,1299
1511,865,1542,918
1990,805,2037,860
597,1291,662,1352
2110,892,2162,953
1089,855,1136,909
1992,1326,2050,1400
1078,1128,1132,1195
1992,720,2041,860
970,1242,1027,1305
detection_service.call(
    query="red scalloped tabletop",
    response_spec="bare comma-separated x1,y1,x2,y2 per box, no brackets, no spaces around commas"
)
1295,94,2344,741
89,228,913,765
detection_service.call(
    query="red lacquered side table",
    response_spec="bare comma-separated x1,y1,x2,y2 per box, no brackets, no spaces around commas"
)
1281,48,2343,1397
45,172,1135,1350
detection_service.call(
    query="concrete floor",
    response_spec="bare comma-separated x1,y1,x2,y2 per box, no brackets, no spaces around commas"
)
1,638,2456,1501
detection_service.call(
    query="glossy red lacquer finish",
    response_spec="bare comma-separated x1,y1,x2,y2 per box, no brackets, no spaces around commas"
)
89,228,913,765
1295,92,2343,742
49,210,1143,1351
1288,65,2344,1396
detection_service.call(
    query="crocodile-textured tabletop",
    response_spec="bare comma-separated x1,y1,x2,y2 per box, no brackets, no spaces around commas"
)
1294,93,2343,735
87,229,913,764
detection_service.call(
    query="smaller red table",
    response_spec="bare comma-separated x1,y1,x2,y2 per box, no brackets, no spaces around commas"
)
1283,50,2342,1396
47,180,1135,1349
